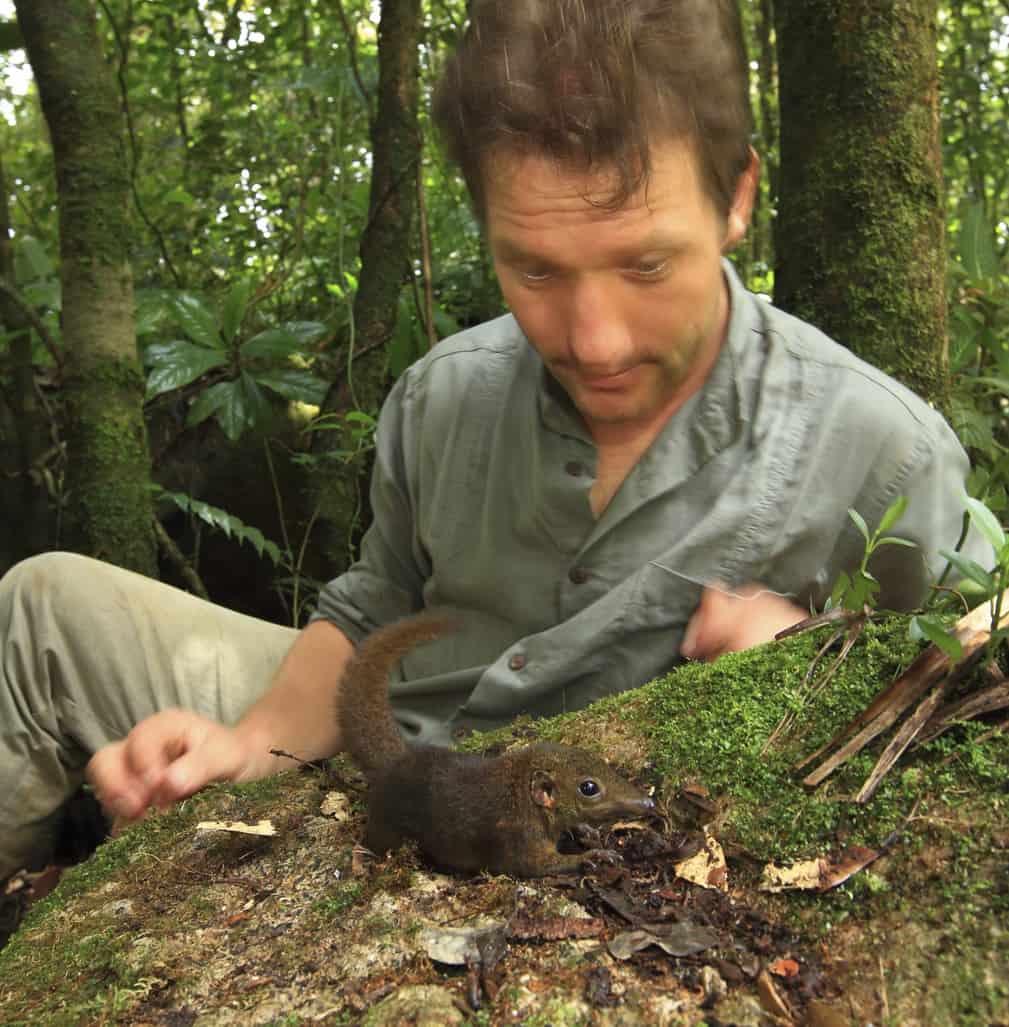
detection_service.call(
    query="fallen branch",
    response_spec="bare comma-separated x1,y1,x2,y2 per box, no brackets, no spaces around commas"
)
801,589,1009,794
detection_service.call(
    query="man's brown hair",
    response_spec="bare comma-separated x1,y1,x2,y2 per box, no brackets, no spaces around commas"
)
432,0,753,219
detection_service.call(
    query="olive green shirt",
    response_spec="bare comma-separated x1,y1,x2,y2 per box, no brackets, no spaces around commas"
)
315,263,982,745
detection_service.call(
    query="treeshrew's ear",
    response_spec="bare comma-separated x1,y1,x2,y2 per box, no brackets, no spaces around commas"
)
530,770,557,809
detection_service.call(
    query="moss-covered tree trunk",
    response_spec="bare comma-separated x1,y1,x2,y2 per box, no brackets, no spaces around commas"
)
14,0,156,574
313,0,421,574
775,0,949,410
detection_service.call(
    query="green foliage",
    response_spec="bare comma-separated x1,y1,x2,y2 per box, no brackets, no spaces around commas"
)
830,496,918,612
142,284,328,441
152,484,285,565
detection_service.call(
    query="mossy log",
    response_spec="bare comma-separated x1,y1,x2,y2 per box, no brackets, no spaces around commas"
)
2,617,1007,1025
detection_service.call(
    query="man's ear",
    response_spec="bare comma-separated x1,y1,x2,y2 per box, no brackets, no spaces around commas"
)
531,769,557,809
723,147,760,252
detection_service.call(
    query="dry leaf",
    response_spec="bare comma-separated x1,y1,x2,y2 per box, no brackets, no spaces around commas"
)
769,957,800,978
607,923,720,960
195,819,276,837
674,830,728,891
319,791,352,821
760,846,879,893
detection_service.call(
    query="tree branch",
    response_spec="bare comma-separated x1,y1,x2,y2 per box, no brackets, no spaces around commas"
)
332,0,373,119
0,277,63,371
96,0,183,288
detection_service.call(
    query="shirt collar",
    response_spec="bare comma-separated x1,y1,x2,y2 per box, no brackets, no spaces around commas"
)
534,258,763,457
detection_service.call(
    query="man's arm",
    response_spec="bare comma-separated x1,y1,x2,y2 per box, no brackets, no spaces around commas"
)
86,620,355,821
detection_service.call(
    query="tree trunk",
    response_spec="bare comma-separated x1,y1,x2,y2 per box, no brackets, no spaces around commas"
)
15,0,157,574
0,155,51,570
774,0,949,410
313,0,422,576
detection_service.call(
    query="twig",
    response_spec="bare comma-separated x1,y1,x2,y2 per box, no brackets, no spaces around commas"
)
415,144,437,351
153,516,210,599
0,277,63,371
96,0,183,287
332,0,373,119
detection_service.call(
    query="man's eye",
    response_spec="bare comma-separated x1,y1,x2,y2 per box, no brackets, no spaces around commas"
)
629,260,668,279
522,269,553,283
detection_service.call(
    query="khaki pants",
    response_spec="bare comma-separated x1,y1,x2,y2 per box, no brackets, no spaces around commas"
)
0,552,298,881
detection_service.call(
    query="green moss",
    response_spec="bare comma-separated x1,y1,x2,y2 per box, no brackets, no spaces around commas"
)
636,617,1008,858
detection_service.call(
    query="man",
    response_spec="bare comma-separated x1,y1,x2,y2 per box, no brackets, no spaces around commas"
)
0,0,982,895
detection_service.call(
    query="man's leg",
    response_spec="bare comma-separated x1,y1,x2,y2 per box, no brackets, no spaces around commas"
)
0,552,299,881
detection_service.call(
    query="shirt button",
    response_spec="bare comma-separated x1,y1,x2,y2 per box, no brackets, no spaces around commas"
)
508,653,527,671
564,461,584,477
569,566,590,585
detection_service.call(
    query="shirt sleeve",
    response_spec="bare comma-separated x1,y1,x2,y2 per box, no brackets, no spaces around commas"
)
311,374,429,643
865,410,991,612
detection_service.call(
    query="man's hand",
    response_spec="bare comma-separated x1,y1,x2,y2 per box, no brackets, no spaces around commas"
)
86,709,269,824
680,583,807,662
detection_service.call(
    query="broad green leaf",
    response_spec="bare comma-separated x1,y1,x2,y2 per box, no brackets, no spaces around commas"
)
847,507,870,544
939,549,996,592
958,200,1001,282
16,236,53,281
163,185,197,208
144,341,228,399
221,280,253,346
241,328,306,361
254,368,330,405
909,616,964,663
187,375,272,441
964,495,1006,551
240,321,327,360
23,280,61,312
172,292,224,349
877,495,908,535
217,372,272,440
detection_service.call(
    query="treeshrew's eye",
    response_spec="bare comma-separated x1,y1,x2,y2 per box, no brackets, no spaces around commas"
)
578,778,601,797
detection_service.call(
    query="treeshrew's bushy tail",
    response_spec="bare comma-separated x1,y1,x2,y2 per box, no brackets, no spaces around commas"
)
338,612,457,778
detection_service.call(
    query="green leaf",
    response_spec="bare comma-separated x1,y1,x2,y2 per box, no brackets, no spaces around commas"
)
163,185,197,208
254,368,330,405
172,292,224,349
144,341,228,399
964,495,1006,551
873,536,918,549
156,487,284,565
220,280,253,346
16,236,53,281
877,495,909,535
240,321,326,361
939,549,996,592
958,200,1001,282
185,373,272,441
909,616,964,663
848,507,870,544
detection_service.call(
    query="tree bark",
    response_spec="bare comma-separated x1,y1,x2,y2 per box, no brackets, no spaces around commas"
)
0,154,51,569
314,0,422,575
15,0,157,574
774,0,949,410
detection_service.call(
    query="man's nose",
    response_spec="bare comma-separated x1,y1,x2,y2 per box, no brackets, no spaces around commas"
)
565,277,632,371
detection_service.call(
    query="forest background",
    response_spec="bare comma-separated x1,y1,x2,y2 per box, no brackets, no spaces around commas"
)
1,0,1008,626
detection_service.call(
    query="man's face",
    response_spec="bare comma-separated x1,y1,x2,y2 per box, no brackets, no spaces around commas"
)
484,140,754,441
